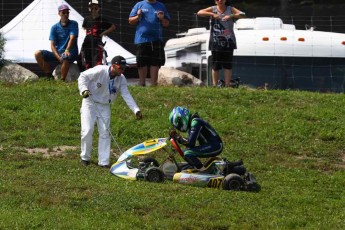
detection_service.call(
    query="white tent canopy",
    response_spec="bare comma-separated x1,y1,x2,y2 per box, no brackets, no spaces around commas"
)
0,0,136,64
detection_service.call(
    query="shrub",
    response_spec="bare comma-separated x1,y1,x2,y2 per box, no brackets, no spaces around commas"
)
0,32,6,68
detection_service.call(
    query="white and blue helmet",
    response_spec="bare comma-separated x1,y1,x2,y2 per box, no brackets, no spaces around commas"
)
169,106,191,132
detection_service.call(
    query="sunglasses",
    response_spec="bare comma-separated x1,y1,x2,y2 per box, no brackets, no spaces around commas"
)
116,64,126,71
90,6,99,11
60,11,70,15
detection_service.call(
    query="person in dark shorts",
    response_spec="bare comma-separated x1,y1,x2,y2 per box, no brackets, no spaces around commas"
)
197,0,246,87
79,0,116,70
129,0,171,86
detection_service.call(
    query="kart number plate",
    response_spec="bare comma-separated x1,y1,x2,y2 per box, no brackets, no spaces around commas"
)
207,177,223,188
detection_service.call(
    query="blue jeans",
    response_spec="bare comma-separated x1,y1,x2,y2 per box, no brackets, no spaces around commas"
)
41,50,78,64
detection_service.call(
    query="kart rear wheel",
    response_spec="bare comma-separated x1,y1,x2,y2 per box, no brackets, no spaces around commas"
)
145,167,165,183
222,174,244,191
232,165,246,175
247,183,261,192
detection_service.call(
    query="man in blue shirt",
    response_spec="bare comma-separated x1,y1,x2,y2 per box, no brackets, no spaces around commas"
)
34,4,79,81
129,0,170,86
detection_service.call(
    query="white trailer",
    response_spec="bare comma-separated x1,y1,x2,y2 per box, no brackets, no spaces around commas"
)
164,17,345,91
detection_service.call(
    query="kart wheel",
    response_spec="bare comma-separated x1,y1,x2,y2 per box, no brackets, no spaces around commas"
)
232,165,246,175
145,167,165,183
247,183,261,192
142,157,160,167
222,174,244,191
245,173,261,192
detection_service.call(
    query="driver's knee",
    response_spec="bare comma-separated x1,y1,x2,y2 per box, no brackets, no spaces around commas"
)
184,153,203,169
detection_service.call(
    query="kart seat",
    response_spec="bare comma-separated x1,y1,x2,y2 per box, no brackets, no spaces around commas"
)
203,157,222,168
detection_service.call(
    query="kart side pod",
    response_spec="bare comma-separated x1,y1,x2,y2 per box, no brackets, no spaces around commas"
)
173,171,258,191
173,172,225,189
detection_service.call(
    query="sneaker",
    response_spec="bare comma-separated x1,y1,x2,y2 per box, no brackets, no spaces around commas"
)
80,159,90,166
217,80,225,88
229,78,241,88
98,164,110,168
43,73,54,80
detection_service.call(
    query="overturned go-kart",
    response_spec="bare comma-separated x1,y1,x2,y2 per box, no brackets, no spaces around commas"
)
110,138,260,191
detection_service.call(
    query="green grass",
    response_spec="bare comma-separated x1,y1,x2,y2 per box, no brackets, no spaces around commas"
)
0,80,344,229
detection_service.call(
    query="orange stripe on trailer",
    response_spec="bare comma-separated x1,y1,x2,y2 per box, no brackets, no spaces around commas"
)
298,38,305,42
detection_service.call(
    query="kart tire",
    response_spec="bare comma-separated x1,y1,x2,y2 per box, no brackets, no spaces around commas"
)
222,173,244,191
142,157,160,167
245,172,260,192
247,183,261,192
145,167,165,183
232,165,246,175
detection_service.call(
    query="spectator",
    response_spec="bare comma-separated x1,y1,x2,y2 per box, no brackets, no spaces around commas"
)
197,0,246,87
78,55,142,168
34,4,78,81
79,0,116,70
129,0,171,86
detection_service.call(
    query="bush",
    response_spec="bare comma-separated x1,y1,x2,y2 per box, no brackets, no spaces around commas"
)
0,32,6,68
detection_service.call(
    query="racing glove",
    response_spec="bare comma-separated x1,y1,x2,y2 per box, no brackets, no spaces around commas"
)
82,90,91,98
169,129,180,139
136,111,143,120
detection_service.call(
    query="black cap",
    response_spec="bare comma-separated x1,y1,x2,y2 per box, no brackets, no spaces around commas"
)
111,56,126,65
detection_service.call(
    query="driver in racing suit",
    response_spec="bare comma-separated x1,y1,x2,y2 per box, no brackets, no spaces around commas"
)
169,106,223,171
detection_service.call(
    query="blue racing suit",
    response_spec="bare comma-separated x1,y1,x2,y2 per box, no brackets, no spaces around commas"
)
177,115,223,169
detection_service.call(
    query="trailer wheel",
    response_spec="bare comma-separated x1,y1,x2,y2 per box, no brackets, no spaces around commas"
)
222,174,244,191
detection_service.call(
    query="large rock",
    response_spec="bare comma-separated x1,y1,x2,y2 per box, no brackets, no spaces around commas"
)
158,66,204,86
52,63,80,82
0,62,38,83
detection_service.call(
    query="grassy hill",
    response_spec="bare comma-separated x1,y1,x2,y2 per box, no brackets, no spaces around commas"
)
0,81,344,229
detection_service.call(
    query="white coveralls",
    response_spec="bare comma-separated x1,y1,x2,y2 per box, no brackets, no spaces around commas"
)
78,65,140,166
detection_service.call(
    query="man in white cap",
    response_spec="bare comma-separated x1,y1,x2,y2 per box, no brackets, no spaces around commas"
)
34,4,79,81
78,55,143,168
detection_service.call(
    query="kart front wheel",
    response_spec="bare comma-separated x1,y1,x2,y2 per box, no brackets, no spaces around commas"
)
222,174,244,191
145,167,165,183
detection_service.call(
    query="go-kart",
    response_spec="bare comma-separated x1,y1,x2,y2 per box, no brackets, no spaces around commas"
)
110,138,260,191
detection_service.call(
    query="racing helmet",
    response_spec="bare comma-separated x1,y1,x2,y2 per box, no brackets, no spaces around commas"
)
169,107,191,132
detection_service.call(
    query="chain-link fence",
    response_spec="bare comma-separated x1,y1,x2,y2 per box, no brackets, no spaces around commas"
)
1,1,345,91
